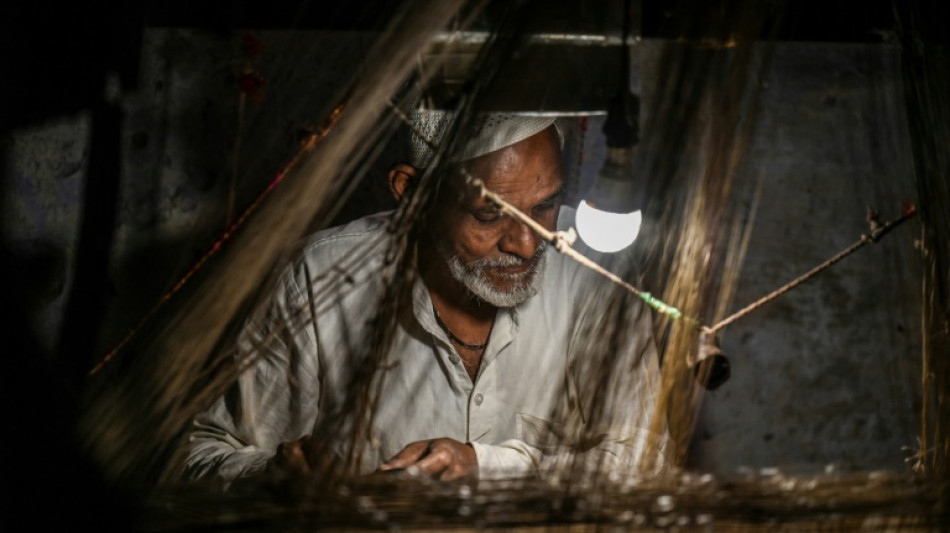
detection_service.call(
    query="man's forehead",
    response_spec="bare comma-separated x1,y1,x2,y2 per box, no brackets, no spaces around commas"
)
465,174,563,205
458,130,564,204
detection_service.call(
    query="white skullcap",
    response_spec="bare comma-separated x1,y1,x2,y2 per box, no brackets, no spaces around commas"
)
408,108,558,168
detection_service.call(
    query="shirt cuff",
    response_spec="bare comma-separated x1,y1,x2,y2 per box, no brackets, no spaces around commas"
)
187,444,272,488
469,440,540,480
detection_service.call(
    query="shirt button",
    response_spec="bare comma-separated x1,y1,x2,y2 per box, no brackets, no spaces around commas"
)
449,355,460,365
473,393,484,406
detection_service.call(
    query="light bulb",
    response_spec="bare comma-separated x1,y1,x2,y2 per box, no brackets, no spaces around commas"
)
575,200,642,253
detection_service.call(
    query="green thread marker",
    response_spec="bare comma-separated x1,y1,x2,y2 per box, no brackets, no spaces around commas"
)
640,292,683,319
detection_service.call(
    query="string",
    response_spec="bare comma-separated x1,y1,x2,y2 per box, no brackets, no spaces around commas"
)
433,306,488,351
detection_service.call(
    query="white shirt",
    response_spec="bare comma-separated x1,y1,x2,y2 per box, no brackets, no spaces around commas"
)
183,207,671,485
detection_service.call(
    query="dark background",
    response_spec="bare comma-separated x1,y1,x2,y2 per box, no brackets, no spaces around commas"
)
0,0,935,131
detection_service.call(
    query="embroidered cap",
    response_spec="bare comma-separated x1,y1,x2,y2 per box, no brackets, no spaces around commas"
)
408,108,558,168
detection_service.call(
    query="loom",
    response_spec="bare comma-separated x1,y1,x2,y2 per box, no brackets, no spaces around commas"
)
2,0,948,531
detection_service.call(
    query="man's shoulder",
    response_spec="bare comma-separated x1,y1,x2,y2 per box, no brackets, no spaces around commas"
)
279,211,394,288
545,204,637,289
557,205,576,232
547,204,597,271
301,211,393,250
290,211,392,264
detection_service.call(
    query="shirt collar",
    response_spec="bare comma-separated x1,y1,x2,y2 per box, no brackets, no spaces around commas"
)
411,275,519,363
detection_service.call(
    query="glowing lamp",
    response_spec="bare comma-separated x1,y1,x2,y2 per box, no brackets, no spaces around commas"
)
576,200,641,253
576,90,644,253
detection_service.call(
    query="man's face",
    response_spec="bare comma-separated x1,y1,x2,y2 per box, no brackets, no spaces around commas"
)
434,125,564,307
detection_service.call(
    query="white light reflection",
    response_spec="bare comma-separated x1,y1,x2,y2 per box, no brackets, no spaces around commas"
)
575,200,642,253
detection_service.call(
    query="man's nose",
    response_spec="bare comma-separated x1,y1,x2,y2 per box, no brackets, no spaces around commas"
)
498,217,540,259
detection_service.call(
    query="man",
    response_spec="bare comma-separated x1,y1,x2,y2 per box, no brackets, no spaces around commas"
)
183,111,669,486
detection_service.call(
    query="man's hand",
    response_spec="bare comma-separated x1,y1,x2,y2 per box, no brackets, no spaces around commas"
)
378,438,477,481
266,435,331,478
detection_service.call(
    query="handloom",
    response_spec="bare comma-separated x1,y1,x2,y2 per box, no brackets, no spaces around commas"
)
73,0,950,530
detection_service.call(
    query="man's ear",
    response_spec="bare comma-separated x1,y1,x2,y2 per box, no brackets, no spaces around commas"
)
388,163,417,202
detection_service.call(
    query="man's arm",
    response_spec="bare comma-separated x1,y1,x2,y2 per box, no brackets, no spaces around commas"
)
182,266,326,487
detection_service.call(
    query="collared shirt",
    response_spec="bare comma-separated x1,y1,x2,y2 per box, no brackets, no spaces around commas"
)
183,207,671,484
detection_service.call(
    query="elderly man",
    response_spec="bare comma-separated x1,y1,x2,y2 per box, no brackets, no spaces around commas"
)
183,112,669,486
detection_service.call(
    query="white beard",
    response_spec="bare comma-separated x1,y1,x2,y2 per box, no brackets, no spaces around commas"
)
442,244,547,308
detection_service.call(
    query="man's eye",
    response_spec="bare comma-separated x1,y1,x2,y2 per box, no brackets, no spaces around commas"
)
473,210,500,222
533,202,556,215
